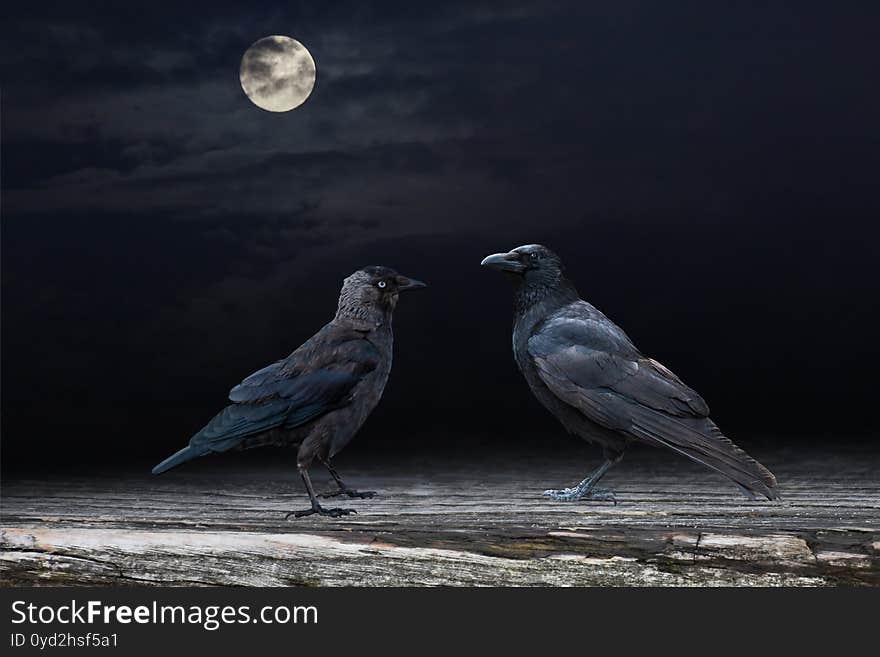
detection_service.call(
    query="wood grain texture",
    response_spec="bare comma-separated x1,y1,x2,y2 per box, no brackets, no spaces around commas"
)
2,449,878,586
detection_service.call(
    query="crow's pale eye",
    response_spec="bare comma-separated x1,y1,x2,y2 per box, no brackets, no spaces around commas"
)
377,281,387,288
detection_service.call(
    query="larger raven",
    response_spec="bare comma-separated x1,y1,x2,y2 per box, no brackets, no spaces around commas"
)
481,244,778,502
152,266,426,518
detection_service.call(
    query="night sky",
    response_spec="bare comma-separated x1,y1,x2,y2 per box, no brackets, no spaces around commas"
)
3,2,878,473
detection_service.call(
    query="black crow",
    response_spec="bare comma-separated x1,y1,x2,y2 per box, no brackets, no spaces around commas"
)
152,266,426,518
481,244,779,502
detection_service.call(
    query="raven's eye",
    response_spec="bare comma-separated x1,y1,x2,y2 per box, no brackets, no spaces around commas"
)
377,280,387,288
530,252,539,260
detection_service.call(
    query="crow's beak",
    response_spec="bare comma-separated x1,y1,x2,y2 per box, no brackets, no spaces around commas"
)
396,276,427,291
481,251,525,273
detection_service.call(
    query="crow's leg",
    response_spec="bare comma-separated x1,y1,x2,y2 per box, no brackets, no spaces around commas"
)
318,457,376,499
544,458,618,504
284,466,357,519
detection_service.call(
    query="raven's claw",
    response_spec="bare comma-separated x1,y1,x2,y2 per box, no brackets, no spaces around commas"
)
543,487,617,504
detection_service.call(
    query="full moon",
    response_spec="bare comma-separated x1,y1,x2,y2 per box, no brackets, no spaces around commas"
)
239,36,316,112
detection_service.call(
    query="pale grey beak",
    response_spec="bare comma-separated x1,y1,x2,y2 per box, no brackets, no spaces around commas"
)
481,251,526,273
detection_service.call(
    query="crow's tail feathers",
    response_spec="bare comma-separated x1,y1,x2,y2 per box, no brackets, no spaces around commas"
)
632,410,779,500
150,400,293,475
151,445,208,474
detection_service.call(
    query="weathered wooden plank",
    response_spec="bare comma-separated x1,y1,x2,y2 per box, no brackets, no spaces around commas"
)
2,450,878,586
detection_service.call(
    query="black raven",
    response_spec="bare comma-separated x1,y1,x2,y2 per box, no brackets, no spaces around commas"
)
481,244,778,502
152,266,426,518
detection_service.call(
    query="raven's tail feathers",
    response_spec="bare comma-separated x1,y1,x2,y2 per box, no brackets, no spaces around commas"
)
631,410,779,500
151,445,207,475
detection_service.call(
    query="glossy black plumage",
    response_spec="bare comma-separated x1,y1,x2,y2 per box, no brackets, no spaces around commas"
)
482,244,778,501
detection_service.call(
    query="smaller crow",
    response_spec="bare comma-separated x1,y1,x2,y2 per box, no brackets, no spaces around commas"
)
152,266,426,518
482,244,779,502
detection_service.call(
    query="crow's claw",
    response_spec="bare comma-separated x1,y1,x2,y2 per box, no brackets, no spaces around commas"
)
284,506,358,520
320,488,377,499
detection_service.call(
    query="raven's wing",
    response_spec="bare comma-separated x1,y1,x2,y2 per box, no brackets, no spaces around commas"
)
527,321,707,427
527,310,778,499
152,335,380,474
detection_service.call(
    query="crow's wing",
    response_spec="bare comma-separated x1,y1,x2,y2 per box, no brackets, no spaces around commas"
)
226,360,288,403
527,311,777,499
152,336,380,473
228,329,380,403
201,368,366,447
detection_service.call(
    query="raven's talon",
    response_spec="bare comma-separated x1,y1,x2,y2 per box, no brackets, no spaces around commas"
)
543,487,575,500
543,487,617,504
590,489,618,505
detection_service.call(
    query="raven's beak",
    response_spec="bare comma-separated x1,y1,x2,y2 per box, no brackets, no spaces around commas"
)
396,276,427,291
481,251,525,273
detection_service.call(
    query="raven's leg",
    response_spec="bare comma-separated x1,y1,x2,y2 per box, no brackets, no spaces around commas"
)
284,467,357,519
543,459,618,504
318,457,376,499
